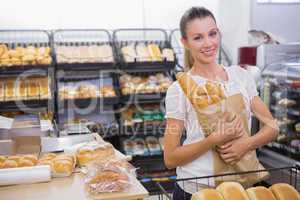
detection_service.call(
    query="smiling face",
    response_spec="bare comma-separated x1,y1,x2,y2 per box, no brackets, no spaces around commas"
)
181,16,220,66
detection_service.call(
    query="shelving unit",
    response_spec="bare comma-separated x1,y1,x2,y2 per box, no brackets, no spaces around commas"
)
0,30,54,114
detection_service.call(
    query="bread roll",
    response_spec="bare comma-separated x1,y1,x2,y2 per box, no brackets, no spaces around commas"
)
216,182,249,200
191,188,225,200
246,186,276,200
22,154,38,165
148,44,162,61
0,155,6,163
270,183,300,200
40,153,57,160
121,44,136,63
53,160,73,174
18,158,35,167
7,155,22,163
2,159,18,168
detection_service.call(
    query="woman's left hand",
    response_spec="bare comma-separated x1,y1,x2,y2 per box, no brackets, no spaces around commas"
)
217,136,252,165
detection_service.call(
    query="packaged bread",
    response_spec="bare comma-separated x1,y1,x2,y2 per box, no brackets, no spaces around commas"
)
136,43,151,62
98,44,114,63
0,81,4,101
121,44,136,63
100,86,116,97
148,43,163,61
191,188,225,200
216,182,249,200
38,153,75,177
38,78,50,99
76,141,115,167
246,186,276,200
5,80,16,101
16,79,27,100
27,80,39,99
270,183,300,200
162,48,175,61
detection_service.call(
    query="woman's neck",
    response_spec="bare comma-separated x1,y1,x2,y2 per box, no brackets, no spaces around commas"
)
190,61,223,80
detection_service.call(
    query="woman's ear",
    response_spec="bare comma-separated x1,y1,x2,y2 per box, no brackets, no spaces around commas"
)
181,37,189,50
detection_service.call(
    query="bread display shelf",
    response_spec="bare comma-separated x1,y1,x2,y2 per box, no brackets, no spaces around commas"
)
53,29,116,71
113,29,175,71
59,96,119,106
121,93,166,103
0,99,49,112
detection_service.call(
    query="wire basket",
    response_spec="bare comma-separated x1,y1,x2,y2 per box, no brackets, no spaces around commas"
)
0,30,52,70
113,29,175,72
153,165,300,200
53,29,116,70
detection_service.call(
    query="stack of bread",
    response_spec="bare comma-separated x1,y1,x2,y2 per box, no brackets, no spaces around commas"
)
37,153,75,177
84,158,134,195
76,141,115,167
59,83,116,100
56,44,114,64
191,182,300,200
121,43,174,63
0,77,50,102
119,73,172,95
0,44,52,67
0,154,38,169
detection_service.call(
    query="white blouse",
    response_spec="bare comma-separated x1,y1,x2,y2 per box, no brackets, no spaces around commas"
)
165,65,258,193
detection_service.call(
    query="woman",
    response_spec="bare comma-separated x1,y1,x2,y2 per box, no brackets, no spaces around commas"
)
164,7,278,200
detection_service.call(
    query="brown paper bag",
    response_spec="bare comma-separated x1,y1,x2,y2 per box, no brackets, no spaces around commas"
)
177,72,269,187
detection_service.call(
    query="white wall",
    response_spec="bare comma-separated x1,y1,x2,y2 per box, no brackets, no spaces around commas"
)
1,0,252,65
0,0,218,30
218,0,251,65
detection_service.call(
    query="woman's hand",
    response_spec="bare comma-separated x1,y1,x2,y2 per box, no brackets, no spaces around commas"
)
217,136,251,165
209,114,244,146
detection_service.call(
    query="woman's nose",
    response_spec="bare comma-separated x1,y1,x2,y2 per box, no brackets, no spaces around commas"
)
202,36,213,47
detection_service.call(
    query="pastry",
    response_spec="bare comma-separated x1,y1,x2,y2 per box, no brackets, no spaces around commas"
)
2,159,18,168
278,98,296,107
76,142,114,166
246,186,276,200
7,155,22,163
121,44,137,62
18,158,35,167
295,123,300,132
98,44,114,62
148,43,163,61
27,80,39,99
22,154,38,165
0,81,4,101
52,159,73,174
38,78,50,99
17,79,27,100
191,188,225,200
270,183,300,200
136,43,151,62
0,156,6,163
5,80,16,101
40,153,57,160
216,182,249,200
162,48,175,61
86,170,129,194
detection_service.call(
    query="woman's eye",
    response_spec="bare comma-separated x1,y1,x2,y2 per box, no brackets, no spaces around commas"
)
194,36,202,40
209,31,217,37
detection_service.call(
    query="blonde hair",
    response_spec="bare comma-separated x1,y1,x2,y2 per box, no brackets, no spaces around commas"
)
184,48,194,70
180,7,217,70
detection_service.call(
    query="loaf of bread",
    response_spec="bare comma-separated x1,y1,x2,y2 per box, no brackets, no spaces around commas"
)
191,188,225,200
121,44,136,63
270,183,300,200
76,142,114,166
216,182,249,200
246,186,276,200
148,44,163,61
0,154,38,169
136,43,151,62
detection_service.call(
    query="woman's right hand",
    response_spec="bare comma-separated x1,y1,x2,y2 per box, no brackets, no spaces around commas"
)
208,116,244,146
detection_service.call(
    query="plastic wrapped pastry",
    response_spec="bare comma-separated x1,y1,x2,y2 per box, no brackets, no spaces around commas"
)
148,43,163,61
162,48,175,61
136,43,151,62
121,44,137,63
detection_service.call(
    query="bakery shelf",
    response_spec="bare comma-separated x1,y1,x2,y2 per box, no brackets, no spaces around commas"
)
0,30,53,73
120,123,165,137
58,96,119,107
53,29,116,71
121,93,166,104
113,29,176,71
0,99,49,112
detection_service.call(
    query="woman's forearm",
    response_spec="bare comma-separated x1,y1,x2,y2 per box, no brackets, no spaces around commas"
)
248,123,278,151
164,136,215,169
